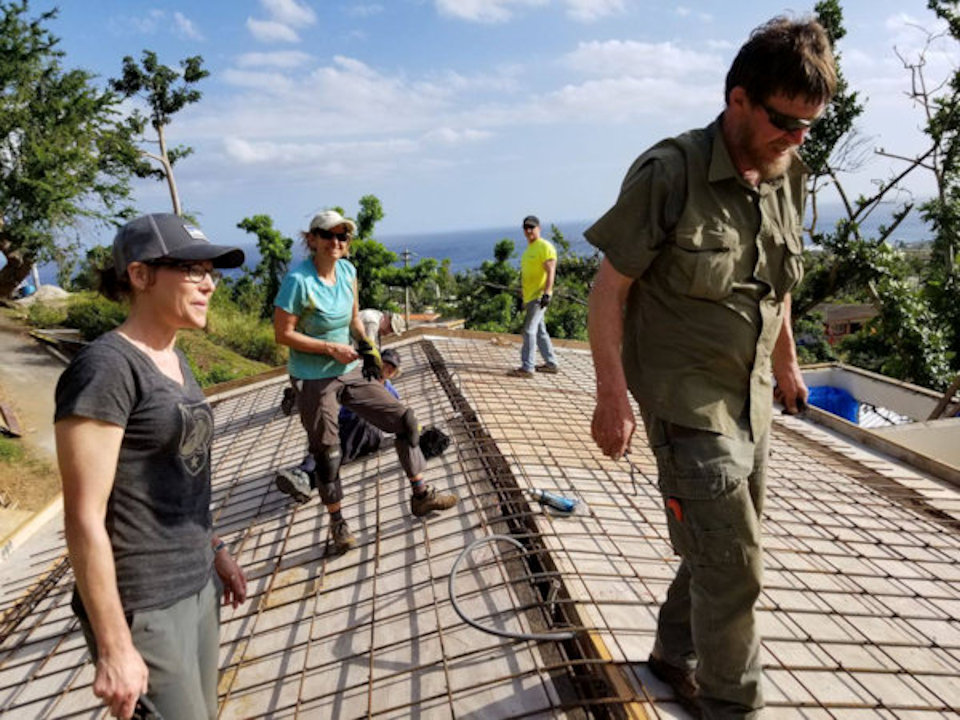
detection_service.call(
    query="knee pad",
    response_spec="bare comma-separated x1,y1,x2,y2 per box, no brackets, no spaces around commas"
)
401,408,421,447
315,446,342,492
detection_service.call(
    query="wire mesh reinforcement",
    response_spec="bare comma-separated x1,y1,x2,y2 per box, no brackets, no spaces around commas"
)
0,335,958,718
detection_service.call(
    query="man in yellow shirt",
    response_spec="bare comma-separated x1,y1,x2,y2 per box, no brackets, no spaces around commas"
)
508,215,558,377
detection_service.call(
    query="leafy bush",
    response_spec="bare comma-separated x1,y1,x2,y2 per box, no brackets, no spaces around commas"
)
26,301,68,328
206,304,286,366
65,296,127,341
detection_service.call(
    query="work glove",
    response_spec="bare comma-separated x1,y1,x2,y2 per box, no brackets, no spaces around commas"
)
539,293,551,309
357,336,383,381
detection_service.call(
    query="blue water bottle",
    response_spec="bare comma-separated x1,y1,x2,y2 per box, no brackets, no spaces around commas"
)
528,488,578,513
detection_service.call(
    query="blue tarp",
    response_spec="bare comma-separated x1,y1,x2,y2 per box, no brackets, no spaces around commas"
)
807,385,860,423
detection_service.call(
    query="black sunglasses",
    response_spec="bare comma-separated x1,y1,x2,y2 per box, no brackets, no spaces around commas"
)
761,103,819,133
313,228,351,243
523,224,537,231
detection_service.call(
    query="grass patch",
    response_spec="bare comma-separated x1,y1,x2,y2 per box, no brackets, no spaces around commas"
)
19,290,284,388
177,330,273,387
0,437,60,512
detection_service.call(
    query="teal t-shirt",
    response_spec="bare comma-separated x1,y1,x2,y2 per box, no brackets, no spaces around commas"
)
274,258,360,380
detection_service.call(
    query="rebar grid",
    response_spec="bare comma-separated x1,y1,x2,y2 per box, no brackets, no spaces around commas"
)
0,335,957,719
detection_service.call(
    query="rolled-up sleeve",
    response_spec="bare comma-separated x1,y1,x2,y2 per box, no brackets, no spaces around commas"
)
585,143,686,279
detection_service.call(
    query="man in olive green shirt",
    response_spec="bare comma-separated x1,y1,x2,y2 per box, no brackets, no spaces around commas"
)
586,17,836,719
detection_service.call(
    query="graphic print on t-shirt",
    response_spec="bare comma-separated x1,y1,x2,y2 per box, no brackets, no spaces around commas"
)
178,401,214,476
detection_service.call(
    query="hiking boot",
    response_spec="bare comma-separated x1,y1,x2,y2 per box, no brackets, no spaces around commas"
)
535,363,559,374
506,367,534,378
648,654,700,718
275,467,312,505
280,387,298,416
330,518,356,554
410,486,459,517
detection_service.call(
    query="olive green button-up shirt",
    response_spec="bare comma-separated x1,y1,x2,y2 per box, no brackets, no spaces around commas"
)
586,118,805,439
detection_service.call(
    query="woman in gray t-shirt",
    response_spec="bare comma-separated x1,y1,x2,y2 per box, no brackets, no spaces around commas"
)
55,214,248,720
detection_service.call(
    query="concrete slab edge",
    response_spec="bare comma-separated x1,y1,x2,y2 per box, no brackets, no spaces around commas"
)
0,493,63,564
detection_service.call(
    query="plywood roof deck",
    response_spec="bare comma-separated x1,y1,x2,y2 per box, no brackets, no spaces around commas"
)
0,334,957,719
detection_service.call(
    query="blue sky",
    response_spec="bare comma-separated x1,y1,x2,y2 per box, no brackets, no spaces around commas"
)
34,0,959,250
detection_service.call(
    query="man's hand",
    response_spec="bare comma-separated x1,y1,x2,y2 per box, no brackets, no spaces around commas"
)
539,293,551,309
773,361,809,415
93,643,149,720
357,336,383,381
591,393,636,460
214,548,248,609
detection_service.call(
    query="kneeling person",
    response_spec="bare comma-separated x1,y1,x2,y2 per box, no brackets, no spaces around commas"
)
273,210,458,555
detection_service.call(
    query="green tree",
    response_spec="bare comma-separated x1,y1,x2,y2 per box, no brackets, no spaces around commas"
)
0,0,136,297
793,0,953,389
72,244,112,292
356,194,384,241
456,239,521,332
351,239,398,310
110,50,209,216
912,0,960,365
237,214,293,319
0,1,138,298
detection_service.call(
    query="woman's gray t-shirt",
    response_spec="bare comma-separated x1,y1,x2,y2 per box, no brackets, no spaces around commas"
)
55,331,215,612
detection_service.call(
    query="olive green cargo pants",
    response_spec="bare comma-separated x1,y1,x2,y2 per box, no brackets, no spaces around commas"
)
644,412,769,719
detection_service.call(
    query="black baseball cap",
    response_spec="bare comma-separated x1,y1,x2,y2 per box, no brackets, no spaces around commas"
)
381,348,401,371
112,213,244,278
522,215,540,228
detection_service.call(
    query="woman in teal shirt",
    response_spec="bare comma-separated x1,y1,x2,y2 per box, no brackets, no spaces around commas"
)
273,210,458,553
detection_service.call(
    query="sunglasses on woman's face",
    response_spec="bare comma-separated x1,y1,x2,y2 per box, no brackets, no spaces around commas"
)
314,229,351,243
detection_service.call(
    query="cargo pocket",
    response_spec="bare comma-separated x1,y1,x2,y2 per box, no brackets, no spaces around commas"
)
652,422,756,566
668,225,737,300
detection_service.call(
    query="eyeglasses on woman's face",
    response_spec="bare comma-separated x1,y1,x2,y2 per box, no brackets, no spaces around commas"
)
313,228,351,244
148,260,222,286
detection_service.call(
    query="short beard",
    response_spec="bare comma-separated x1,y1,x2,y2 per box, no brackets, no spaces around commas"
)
731,121,794,181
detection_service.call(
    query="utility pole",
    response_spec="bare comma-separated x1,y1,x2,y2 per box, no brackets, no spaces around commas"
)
402,248,411,331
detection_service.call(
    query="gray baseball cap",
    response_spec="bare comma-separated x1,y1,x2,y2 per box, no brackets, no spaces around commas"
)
113,213,244,278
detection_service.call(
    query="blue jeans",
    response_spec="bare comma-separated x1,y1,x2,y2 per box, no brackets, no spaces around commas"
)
520,299,557,371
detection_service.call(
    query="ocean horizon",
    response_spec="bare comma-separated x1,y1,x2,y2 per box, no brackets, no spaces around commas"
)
32,203,930,285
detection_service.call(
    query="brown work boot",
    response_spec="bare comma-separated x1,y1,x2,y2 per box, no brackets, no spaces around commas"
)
535,363,559,374
506,367,534,378
410,486,459,517
648,654,700,718
330,518,356,554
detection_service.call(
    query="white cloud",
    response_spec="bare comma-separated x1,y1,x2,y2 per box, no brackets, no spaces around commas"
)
543,76,718,123
563,0,624,22
222,69,296,93
347,4,385,17
434,0,547,24
247,18,301,43
223,135,419,170
260,0,317,26
128,9,165,34
173,12,203,40
564,40,721,79
423,127,493,145
235,51,312,69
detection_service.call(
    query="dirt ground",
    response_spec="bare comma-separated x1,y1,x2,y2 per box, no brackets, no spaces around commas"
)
0,310,66,514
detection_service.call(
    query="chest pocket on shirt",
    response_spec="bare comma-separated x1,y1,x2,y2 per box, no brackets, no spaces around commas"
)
668,225,738,301
770,229,804,300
